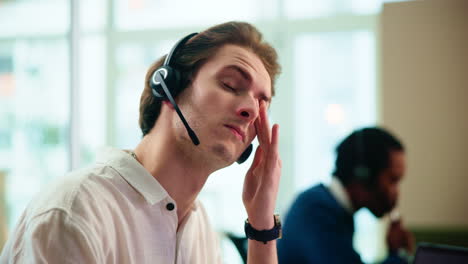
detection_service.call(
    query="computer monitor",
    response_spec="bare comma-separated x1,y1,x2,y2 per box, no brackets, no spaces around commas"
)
414,243,468,264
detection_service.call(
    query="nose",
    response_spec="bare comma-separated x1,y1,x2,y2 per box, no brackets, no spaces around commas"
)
236,98,259,123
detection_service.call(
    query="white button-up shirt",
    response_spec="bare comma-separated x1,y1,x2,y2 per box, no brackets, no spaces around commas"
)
1,147,222,263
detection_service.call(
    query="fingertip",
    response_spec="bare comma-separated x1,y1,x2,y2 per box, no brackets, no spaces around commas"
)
260,99,265,108
260,101,267,118
273,124,280,135
271,124,280,146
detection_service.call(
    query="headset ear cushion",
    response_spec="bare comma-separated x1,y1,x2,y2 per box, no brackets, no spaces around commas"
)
151,66,181,99
354,165,370,181
169,67,182,96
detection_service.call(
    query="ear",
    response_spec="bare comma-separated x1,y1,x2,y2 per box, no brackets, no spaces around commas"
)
162,100,175,110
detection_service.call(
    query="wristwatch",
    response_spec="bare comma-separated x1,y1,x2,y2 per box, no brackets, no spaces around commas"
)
244,214,282,244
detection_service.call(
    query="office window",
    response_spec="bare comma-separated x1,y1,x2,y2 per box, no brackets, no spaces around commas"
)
0,0,69,37
80,0,107,33
0,39,70,226
114,0,277,31
294,31,376,190
78,35,107,167
285,0,382,18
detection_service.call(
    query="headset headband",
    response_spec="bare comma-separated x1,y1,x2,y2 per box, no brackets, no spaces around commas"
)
164,33,198,66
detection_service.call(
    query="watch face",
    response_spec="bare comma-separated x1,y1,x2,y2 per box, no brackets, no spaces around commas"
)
274,214,281,226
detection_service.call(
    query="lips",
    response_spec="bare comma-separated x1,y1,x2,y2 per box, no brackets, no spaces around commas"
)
224,124,245,142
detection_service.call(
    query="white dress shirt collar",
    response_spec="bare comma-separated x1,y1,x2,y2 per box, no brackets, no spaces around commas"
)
96,147,169,205
327,177,355,214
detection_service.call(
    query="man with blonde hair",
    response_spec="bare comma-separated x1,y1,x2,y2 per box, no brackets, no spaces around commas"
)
1,21,282,263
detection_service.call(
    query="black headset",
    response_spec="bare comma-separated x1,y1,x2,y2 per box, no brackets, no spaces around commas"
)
353,129,371,182
150,33,253,164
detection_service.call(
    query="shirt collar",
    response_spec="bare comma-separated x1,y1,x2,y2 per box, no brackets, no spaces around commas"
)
327,177,355,214
96,147,170,205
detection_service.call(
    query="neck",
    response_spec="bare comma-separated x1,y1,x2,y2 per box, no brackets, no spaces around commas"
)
133,128,215,227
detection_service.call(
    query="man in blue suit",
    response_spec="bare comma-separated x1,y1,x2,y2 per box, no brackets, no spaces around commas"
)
278,127,414,263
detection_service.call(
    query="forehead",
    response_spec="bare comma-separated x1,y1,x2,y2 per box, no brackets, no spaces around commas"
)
204,44,272,98
388,150,406,175
377,150,405,185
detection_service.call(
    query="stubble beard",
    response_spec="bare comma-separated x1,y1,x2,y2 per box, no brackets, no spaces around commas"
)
173,108,236,171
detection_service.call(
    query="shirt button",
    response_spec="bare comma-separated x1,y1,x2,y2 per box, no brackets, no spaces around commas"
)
166,203,175,211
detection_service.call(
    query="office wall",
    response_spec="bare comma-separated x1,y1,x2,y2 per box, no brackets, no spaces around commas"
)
381,0,468,228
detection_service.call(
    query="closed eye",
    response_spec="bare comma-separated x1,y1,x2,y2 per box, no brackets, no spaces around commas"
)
222,82,237,93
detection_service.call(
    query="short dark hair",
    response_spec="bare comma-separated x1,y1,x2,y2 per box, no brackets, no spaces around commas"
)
332,127,404,186
139,21,281,136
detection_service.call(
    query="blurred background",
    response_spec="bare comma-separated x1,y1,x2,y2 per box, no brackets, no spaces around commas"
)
0,0,467,263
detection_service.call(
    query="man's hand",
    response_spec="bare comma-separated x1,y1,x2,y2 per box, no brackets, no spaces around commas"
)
387,219,415,254
242,100,281,230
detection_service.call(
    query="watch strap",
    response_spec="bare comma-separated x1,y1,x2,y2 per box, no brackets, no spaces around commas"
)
244,214,282,244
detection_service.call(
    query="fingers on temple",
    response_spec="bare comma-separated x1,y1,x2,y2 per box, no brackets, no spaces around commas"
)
260,101,271,143
256,101,271,147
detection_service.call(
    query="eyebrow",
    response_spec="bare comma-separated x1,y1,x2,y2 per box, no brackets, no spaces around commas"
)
220,65,271,103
